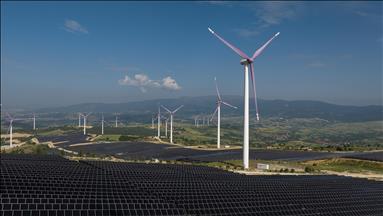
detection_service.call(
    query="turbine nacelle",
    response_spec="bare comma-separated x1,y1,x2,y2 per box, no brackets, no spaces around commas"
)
240,59,253,65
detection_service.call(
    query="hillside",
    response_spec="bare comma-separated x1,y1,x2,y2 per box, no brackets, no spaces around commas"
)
36,96,382,122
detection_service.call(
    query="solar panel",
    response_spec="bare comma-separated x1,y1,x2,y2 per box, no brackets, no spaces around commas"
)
1,154,382,215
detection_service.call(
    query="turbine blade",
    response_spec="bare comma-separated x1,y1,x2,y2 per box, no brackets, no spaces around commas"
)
250,63,260,121
7,124,11,134
161,105,172,113
214,77,222,100
251,32,280,61
208,27,250,59
210,106,218,122
221,101,238,109
6,113,13,120
173,105,184,113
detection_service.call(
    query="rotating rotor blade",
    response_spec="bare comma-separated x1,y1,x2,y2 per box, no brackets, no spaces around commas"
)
208,27,250,59
214,77,222,100
251,32,280,61
173,105,184,113
250,63,260,121
6,113,13,121
221,101,238,109
7,123,11,134
161,105,172,114
210,106,219,122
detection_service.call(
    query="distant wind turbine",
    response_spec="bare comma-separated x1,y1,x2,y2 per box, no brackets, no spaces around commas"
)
101,113,105,135
210,77,237,149
33,113,36,130
114,113,120,128
208,27,280,169
83,113,92,135
164,118,168,138
5,113,23,147
161,105,184,144
78,113,83,127
157,107,161,138
151,115,155,129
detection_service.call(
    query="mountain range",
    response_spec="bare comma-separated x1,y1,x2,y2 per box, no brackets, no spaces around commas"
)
36,96,383,122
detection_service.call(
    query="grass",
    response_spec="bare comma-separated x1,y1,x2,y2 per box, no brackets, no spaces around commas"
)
2,143,51,155
4,118,382,152
304,158,383,174
93,134,121,141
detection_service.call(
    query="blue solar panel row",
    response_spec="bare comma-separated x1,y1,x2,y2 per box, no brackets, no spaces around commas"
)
1,154,382,216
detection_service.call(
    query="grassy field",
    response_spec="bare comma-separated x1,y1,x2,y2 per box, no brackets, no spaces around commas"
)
171,119,383,151
1,143,52,155
3,118,382,152
303,158,383,174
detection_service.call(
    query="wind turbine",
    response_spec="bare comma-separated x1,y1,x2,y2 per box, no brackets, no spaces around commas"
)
33,113,36,130
161,105,184,144
82,113,92,135
161,115,169,138
157,107,161,138
114,113,120,128
78,113,83,127
151,115,155,129
165,118,168,138
5,114,22,147
208,27,280,169
210,77,237,149
101,113,105,135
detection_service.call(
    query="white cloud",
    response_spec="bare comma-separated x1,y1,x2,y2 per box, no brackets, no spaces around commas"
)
231,2,303,37
162,76,181,91
64,19,88,34
252,2,300,26
118,73,181,92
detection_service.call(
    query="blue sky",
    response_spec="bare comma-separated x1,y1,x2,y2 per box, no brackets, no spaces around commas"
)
1,1,382,108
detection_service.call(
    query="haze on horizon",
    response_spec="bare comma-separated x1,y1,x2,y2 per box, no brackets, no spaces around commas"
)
1,1,382,109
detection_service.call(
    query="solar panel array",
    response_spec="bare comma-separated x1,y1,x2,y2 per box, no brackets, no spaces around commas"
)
344,151,383,162
1,154,382,216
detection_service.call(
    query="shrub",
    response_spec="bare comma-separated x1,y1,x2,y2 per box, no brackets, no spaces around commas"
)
305,166,315,173
290,169,295,173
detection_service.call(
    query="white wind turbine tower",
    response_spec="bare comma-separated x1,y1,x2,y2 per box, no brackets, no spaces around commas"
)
210,77,237,149
78,113,83,127
208,27,279,169
151,115,155,129
162,116,169,138
33,113,36,130
114,113,119,128
101,113,105,135
82,113,92,135
5,113,22,147
165,118,168,138
157,107,161,138
161,105,184,144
